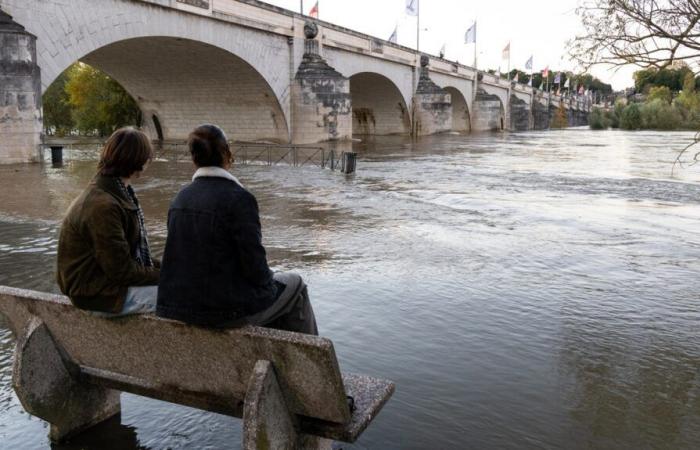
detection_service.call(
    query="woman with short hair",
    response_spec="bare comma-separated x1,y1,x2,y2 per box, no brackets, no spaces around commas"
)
156,124,318,335
57,127,160,316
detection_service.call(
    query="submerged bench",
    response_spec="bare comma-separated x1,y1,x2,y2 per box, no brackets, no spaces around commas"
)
0,286,394,449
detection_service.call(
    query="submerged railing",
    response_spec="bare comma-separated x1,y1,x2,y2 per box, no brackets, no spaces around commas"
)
41,141,357,173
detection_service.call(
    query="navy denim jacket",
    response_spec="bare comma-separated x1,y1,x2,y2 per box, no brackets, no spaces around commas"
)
157,173,277,327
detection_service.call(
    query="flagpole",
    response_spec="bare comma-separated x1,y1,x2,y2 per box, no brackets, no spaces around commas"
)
507,42,511,81
417,0,420,52
300,0,303,14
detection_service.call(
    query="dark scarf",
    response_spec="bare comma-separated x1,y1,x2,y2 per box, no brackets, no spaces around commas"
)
115,178,153,267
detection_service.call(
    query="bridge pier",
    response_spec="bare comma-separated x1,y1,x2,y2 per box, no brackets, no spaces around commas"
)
413,56,452,136
291,23,351,144
0,10,42,164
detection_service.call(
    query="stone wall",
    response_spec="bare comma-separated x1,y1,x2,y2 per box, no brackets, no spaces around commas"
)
350,73,410,135
473,88,504,131
532,100,549,130
0,11,41,163
509,94,531,131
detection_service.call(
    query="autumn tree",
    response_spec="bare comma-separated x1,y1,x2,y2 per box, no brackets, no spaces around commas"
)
65,64,141,137
42,70,74,136
570,0,700,73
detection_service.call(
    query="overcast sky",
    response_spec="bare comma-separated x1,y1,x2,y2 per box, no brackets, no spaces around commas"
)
263,0,637,90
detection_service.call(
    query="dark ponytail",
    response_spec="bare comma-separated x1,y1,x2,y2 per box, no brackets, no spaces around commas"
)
188,124,232,168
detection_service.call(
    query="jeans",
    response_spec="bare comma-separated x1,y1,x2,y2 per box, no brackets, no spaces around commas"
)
90,286,158,318
245,272,319,335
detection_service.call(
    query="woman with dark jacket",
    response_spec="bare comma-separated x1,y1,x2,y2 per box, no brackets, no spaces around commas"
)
156,124,318,334
57,127,160,316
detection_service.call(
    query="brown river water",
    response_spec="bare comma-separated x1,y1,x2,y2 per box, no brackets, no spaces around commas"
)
0,129,699,449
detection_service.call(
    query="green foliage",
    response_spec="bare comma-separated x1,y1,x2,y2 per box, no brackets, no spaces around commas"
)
640,99,680,130
589,107,608,130
65,64,141,136
647,86,672,104
605,109,619,129
634,67,695,93
42,63,141,137
42,70,74,136
620,104,643,130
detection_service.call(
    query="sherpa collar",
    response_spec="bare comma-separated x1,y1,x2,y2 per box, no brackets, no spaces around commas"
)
192,167,243,187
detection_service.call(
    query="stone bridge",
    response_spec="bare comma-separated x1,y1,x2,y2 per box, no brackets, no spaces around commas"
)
0,0,591,163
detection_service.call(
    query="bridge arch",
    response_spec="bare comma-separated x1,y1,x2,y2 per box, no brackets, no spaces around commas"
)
349,72,411,136
79,37,289,142
3,0,292,142
444,87,471,133
473,88,505,131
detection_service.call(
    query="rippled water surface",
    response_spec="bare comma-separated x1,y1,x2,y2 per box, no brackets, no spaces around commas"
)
1,129,699,449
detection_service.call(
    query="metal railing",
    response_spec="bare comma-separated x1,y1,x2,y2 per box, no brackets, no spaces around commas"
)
154,141,354,171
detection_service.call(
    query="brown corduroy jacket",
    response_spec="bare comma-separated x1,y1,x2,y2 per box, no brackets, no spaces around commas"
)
56,175,160,313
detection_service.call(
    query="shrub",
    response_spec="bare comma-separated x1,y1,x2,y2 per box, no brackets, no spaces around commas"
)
606,109,620,128
647,86,672,104
589,107,608,130
620,104,643,130
641,99,681,130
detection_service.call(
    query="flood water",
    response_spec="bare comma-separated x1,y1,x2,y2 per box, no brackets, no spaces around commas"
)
1,129,699,449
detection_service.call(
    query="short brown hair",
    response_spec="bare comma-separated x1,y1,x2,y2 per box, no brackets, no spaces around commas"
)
98,128,153,178
188,124,232,168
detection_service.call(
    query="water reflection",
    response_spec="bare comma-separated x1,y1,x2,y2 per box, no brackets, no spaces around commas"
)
1,130,699,449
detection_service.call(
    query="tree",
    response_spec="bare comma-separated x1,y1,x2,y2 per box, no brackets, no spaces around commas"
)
648,86,672,103
570,0,700,73
65,64,141,137
551,105,569,128
42,70,74,136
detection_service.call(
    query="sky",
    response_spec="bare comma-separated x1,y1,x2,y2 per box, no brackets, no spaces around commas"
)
263,0,637,90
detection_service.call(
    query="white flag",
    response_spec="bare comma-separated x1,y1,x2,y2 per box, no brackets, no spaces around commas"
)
440,43,446,57
525,56,533,71
464,22,476,44
502,42,510,61
564,78,570,89
406,0,418,16
389,26,398,44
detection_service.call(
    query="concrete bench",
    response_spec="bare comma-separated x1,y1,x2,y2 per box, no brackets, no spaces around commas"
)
0,286,394,449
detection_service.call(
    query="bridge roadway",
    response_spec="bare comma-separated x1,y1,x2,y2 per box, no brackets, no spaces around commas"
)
0,0,591,164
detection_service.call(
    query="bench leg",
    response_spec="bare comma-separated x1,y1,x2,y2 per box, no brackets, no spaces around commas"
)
243,360,333,450
12,317,121,443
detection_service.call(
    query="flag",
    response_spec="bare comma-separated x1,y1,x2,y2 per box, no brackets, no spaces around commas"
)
465,22,476,44
389,26,398,43
564,78,570,89
406,0,418,16
578,85,584,95
539,82,544,90
440,43,446,57
554,72,561,84
309,1,318,18
543,66,549,77
502,42,510,61
528,76,533,87
525,56,533,71
514,72,519,82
